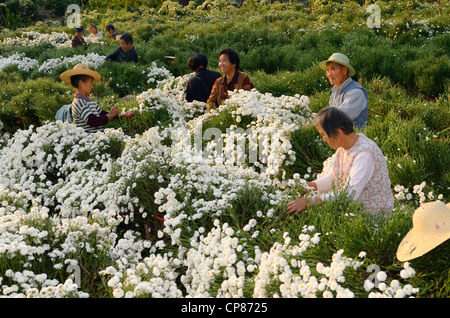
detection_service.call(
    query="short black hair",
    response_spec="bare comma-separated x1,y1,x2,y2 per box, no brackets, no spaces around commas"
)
120,33,133,45
105,24,115,31
70,74,92,88
219,48,242,72
314,107,354,138
188,53,208,71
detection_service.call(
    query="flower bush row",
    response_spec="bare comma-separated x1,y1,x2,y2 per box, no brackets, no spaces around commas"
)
0,49,170,86
1,70,440,297
0,31,71,48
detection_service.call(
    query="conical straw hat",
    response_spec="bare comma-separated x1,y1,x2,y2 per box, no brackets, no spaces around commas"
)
60,63,101,84
397,201,450,262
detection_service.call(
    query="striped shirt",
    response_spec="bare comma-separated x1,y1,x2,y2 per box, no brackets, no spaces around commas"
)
72,94,108,133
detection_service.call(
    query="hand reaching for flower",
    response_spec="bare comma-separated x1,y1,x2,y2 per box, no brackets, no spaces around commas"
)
286,195,322,215
119,111,135,119
305,181,318,192
285,181,319,215
286,197,308,215
107,106,120,120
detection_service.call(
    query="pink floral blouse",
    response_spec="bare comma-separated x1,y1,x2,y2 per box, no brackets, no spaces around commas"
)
315,133,395,216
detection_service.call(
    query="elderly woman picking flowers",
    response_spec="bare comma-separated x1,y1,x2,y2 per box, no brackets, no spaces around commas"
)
60,63,134,133
287,107,394,217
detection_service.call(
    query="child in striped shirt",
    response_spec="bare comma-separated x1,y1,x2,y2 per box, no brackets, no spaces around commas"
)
60,64,134,133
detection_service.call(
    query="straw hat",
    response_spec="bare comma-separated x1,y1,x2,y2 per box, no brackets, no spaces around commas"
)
60,63,101,84
396,201,450,262
319,53,356,77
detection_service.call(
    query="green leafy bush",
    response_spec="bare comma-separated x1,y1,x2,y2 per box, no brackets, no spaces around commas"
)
413,55,450,98
365,111,450,196
0,77,72,132
0,0,37,28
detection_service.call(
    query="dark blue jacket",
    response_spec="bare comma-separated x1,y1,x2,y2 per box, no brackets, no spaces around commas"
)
185,68,221,103
105,46,138,63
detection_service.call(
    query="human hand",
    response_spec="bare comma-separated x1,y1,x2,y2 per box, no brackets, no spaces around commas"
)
108,106,119,119
305,181,317,192
286,197,308,215
121,111,135,119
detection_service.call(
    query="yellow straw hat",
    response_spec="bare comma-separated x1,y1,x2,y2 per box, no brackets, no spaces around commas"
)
60,63,101,84
396,201,450,262
319,52,356,77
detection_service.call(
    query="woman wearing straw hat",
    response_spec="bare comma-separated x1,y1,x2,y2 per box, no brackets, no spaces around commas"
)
60,63,134,133
286,107,394,216
397,200,450,262
319,53,368,130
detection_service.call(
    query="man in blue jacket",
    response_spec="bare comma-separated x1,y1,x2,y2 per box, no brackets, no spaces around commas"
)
319,53,368,129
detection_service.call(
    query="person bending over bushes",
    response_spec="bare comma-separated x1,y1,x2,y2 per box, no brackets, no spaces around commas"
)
105,23,121,40
88,24,103,40
207,48,254,112
60,64,134,133
71,26,87,50
287,107,394,217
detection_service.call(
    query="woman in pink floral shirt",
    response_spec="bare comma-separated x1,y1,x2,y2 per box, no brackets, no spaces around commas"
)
287,107,394,217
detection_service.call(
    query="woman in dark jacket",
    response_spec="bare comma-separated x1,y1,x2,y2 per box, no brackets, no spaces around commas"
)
185,53,221,103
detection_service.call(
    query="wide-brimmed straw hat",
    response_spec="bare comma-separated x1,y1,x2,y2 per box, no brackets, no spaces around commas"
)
60,63,101,84
396,200,450,262
319,52,356,77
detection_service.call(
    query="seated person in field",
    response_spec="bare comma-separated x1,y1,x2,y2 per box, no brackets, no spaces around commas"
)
319,53,368,130
105,24,121,40
71,26,87,50
88,24,103,40
104,33,138,63
207,48,254,112
185,53,221,103
286,107,394,217
60,64,134,133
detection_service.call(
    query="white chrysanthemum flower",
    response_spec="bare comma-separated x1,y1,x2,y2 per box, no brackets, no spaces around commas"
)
113,288,125,298
376,271,387,282
364,279,374,292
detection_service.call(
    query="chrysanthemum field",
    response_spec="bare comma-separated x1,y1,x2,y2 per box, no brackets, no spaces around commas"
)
0,0,448,299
